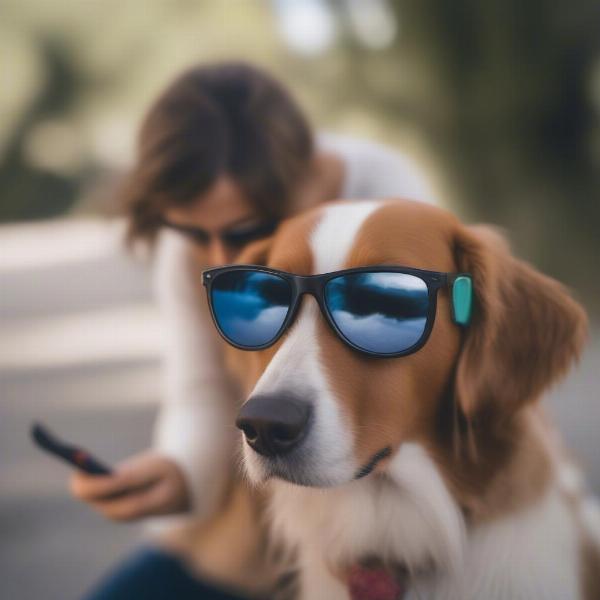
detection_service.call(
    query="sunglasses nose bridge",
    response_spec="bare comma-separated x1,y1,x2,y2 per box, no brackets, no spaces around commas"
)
295,274,318,293
294,275,324,307
292,276,330,328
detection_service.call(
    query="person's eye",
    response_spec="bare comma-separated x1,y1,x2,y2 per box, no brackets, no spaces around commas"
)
163,221,210,245
223,220,280,247
183,229,210,245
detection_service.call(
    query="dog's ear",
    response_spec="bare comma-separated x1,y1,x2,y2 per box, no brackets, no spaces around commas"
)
237,236,274,266
453,224,587,419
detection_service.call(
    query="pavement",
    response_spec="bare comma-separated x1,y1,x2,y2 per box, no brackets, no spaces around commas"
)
0,217,598,600
1,218,159,600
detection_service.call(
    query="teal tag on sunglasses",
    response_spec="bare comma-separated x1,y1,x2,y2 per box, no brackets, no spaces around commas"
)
452,276,472,326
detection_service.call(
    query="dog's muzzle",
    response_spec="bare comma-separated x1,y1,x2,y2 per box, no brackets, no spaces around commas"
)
236,393,312,458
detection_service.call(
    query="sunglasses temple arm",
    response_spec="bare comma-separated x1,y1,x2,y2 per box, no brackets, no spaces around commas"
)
446,273,473,326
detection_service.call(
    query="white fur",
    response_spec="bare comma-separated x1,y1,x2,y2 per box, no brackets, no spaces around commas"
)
558,461,600,549
243,301,356,487
270,471,586,600
311,200,380,273
410,487,582,600
268,445,464,571
385,444,466,575
269,444,466,599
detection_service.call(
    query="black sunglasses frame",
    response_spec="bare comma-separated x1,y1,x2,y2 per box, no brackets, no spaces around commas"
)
202,265,468,358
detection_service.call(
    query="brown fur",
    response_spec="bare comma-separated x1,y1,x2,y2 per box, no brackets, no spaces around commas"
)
453,224,588,419
443,221,587,519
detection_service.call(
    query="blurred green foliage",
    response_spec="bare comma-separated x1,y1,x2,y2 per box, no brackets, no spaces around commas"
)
1,0,599,307
324,0,600,306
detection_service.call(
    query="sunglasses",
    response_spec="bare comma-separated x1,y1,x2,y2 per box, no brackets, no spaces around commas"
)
202,266,473,358
161,218,280,249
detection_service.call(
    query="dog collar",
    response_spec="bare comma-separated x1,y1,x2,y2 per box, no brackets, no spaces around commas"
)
347,564,406,600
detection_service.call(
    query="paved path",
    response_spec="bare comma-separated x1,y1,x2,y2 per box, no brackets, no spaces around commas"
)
1,219,159,600
1,218,598,600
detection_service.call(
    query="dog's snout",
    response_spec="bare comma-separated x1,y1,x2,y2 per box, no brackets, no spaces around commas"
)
236,393,311,457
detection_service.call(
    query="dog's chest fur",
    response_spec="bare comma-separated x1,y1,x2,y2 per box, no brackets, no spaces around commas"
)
267,443,589,600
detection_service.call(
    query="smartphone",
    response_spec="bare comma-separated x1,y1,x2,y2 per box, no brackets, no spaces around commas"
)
31,421,113,475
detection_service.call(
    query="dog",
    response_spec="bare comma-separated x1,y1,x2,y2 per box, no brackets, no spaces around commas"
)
203,199,600,599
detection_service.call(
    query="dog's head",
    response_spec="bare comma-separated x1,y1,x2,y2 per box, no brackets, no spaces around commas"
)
229,200,587,491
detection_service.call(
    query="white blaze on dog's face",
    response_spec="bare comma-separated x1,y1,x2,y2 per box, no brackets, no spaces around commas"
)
235,200,463,487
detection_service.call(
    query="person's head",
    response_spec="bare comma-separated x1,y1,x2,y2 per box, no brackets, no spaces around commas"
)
123,61,314,265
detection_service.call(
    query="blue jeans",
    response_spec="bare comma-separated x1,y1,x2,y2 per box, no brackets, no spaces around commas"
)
83,546,253,600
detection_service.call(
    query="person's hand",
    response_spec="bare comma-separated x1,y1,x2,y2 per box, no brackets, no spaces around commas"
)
69,451,190,522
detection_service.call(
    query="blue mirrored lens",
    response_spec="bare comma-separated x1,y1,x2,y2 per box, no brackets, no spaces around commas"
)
325,272,429,354
211,270,292,348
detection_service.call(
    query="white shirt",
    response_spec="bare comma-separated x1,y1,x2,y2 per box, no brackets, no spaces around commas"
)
152,134,437,520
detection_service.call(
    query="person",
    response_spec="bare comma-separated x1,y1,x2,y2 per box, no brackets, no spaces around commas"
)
71,61,437,599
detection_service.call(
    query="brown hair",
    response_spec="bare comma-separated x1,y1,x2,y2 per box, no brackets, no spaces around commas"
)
122,61,314,244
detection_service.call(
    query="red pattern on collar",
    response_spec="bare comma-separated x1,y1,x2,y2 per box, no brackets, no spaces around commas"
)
347,565,405,600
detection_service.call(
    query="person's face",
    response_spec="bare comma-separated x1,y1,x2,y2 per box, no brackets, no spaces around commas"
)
163,177,279,267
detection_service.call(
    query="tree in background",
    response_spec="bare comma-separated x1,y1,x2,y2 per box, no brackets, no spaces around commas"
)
323,0,600,305
0,37,83,221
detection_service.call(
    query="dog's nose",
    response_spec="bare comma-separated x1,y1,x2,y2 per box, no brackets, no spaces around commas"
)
236,393,312,457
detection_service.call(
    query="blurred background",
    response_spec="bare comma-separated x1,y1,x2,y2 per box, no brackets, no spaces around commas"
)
1,1,599,599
